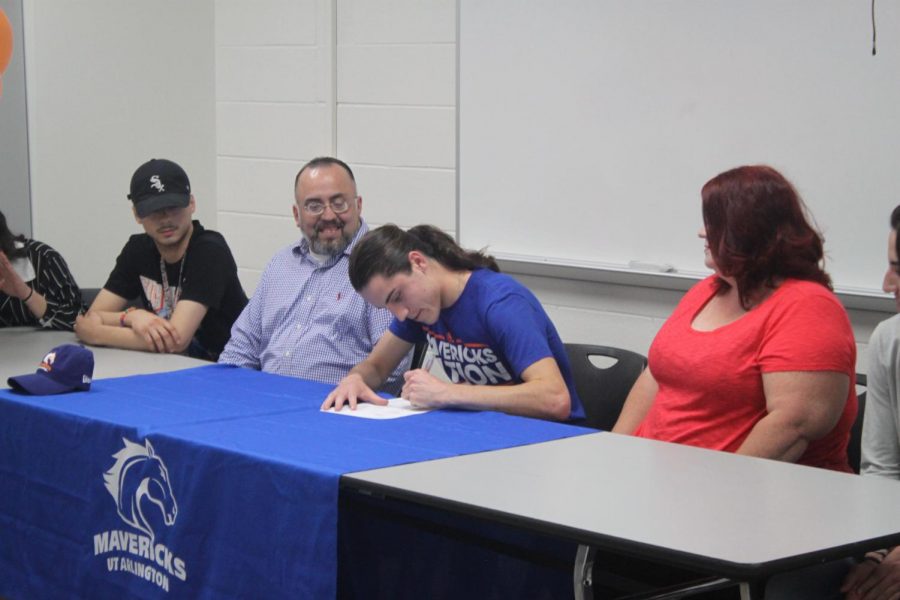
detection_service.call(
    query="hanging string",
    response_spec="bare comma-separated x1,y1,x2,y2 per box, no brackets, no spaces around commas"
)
872,0,877,56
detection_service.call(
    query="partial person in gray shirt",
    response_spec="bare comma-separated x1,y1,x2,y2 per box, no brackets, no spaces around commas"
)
841,205,900,600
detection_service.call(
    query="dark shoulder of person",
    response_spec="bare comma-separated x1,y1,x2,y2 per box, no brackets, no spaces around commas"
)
189,224,238,263
183,223,248,359
185,223,248,306
103,232,161,300
113,233,163,277
118,232,159,261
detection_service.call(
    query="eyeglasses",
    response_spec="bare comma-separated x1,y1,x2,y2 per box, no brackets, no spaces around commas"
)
302,196,356,216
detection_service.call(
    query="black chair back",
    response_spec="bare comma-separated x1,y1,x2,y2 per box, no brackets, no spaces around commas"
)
848,373,867,474
80,287,142,311
79,287,101,311
410,340,429,370
564,343,647,431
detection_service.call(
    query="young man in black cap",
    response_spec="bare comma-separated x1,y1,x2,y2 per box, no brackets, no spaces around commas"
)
75,158,247,360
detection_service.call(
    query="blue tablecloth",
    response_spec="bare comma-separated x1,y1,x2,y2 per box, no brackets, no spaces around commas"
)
0,364,591,599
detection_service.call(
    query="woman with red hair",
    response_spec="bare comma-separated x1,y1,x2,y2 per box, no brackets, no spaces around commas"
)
614,165,857,473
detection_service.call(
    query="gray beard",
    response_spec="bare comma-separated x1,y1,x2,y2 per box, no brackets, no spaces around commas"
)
308,232,351,257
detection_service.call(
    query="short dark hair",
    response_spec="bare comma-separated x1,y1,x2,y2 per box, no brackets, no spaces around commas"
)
349,224,499,292
702,165,831,307
294,157,355,189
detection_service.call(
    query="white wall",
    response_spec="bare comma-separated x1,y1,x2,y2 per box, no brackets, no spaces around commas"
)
214,0,334,294
211,0,890,373
335,0,456,234
214,0,456,294
23,1,890,372
24,1,216,288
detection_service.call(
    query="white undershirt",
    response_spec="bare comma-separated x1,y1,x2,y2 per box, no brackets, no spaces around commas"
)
10,241,35,282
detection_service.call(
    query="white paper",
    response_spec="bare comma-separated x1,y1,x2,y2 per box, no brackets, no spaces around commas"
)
322,397,431,419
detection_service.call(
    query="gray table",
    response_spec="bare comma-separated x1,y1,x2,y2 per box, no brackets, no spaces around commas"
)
343,432,900,599
0,328,207,383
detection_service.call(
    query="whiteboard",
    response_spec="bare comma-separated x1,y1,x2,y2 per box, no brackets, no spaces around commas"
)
458,1,900,296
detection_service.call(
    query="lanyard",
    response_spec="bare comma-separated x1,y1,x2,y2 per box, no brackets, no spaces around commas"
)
159,253,186,319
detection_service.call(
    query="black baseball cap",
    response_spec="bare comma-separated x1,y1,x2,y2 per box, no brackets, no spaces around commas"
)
128,158,192,218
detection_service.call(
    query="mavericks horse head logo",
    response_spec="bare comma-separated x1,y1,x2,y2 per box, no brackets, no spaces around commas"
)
103,438,178,542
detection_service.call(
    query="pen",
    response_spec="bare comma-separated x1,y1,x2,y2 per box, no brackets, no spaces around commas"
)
421,348,435,372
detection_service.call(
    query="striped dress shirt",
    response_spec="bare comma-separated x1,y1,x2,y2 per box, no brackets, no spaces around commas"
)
219,221,409,395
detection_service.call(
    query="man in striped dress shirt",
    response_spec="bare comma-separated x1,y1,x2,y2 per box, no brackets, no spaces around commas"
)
219,157,408,394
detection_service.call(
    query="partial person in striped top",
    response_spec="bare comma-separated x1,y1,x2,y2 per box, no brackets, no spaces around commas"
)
0,210,84,330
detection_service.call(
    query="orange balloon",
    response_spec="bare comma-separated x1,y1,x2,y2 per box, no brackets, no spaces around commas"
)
0,8,13,96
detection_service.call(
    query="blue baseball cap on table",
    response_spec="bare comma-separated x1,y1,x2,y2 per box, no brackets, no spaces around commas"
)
8,344,94,395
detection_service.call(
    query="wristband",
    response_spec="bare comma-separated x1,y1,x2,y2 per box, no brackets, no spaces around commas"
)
120,306,136,327
22,286,34,303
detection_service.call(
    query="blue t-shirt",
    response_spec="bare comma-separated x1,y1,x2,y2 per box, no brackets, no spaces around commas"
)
390,269,584,421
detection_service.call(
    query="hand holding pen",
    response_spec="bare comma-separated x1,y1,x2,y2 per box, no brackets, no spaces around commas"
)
402,347,447,408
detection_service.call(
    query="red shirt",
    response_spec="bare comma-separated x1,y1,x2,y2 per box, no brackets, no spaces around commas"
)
635,276,857,472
